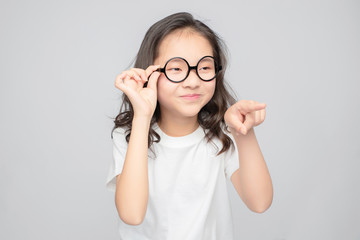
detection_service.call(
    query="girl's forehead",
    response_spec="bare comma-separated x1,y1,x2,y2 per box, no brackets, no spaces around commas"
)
156,30,214,65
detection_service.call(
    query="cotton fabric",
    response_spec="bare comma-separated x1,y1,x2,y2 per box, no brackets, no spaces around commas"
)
106,122,239,240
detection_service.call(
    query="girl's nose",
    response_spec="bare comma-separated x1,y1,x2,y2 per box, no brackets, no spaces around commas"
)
182,69,201,88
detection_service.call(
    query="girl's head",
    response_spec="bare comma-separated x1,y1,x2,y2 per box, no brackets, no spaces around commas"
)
113,12,237,155
153,28,217,121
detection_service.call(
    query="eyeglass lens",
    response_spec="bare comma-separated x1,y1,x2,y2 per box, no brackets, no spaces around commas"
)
165,56,217,82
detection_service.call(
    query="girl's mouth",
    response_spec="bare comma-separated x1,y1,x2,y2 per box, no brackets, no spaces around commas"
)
181,94,200,100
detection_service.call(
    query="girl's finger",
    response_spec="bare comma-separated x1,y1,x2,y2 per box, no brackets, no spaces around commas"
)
115,74,130,93
260,108,266,122
238,101,266,114
122,75,136,89
131,68,147,83
122,70,141,82
123,74,131,83
147,71,160,92
115,73,127,88
254,111,260,124
228,113,246,136
246,102,266,110
130,70,142,81
117,71,128,81
145,65,161,79
242,113,255,135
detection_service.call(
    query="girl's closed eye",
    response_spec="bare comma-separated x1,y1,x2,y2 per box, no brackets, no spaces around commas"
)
168,67,182,72
199,66,212,71
166,62,185,73
198,59,215,73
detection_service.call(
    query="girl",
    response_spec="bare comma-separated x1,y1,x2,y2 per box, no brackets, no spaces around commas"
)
106,12,273,240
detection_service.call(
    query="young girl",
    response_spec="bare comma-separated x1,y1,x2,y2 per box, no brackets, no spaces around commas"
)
106,12,273,240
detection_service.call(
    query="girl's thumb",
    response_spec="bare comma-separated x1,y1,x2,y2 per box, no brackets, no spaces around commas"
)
147,71,160,91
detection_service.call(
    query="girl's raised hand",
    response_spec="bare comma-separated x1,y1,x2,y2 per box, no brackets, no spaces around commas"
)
224,100,267,135
115,65,161,118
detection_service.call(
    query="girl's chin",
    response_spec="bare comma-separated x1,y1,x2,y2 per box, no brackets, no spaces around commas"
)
160,104,205,119
168,109,200,120
178,109,203,118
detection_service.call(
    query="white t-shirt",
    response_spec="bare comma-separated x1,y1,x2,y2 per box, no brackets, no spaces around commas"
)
106,122,240,240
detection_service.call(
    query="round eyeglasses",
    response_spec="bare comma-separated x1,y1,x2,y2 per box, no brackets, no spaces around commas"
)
156,56,222,83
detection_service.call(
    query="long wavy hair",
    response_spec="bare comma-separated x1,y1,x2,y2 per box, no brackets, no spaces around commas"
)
111,12,238,156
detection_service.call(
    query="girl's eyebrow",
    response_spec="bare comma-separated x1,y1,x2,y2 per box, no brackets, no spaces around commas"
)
167,56,214,62
200,58,213,63
168,58,184,63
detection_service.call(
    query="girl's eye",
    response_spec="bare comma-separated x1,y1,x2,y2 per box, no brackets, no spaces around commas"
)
168,68,182,72
199,66,213,71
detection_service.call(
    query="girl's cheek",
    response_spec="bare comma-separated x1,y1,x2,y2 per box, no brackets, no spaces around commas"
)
158,74,167,82
156,76,169,98
156,75,167,90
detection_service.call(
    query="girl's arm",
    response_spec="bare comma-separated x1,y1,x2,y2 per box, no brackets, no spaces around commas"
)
225,100,273,213
114,66,160,225
115,116,151,225
229,127,273,213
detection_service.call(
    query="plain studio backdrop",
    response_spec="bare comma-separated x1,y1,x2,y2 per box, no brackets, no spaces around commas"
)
1,0,359,239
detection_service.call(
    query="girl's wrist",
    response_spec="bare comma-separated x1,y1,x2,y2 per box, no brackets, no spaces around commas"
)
133,114,153,125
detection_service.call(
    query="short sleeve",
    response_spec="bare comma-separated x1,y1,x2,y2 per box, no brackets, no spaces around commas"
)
223,130,240,181
105,127,128,192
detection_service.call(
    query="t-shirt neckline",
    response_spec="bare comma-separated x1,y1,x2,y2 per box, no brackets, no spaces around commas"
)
153,122,205,148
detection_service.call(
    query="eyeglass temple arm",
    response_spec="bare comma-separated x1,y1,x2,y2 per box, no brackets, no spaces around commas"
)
156,68,165,73
145,68,165,86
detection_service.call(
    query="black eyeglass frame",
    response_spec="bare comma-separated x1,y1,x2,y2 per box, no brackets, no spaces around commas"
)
156,55,222,83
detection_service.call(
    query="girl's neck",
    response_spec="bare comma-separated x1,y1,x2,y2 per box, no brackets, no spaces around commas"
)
157,116,199,137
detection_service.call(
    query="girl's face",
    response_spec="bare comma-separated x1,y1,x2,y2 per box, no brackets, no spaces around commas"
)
153,29,216,122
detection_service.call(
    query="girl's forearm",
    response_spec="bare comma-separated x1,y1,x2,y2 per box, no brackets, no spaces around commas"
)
231,128,273,212
115,115,151,225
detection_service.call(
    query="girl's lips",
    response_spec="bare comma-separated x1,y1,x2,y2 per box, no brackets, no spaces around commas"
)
181,94,200,100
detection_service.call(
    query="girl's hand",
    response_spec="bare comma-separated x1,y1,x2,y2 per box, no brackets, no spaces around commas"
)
224,100,267,135
115,65,161,118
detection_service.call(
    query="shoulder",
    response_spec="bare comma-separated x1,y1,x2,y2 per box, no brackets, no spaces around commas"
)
112,126,128,135
202,125,234,155
111,127,129,143
205,125,236,156
203,123,234,143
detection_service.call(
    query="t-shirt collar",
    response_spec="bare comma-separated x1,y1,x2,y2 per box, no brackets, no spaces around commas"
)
153,122,205,148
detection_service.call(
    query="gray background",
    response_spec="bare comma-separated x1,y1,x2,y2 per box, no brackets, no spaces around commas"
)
1,0,359,239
